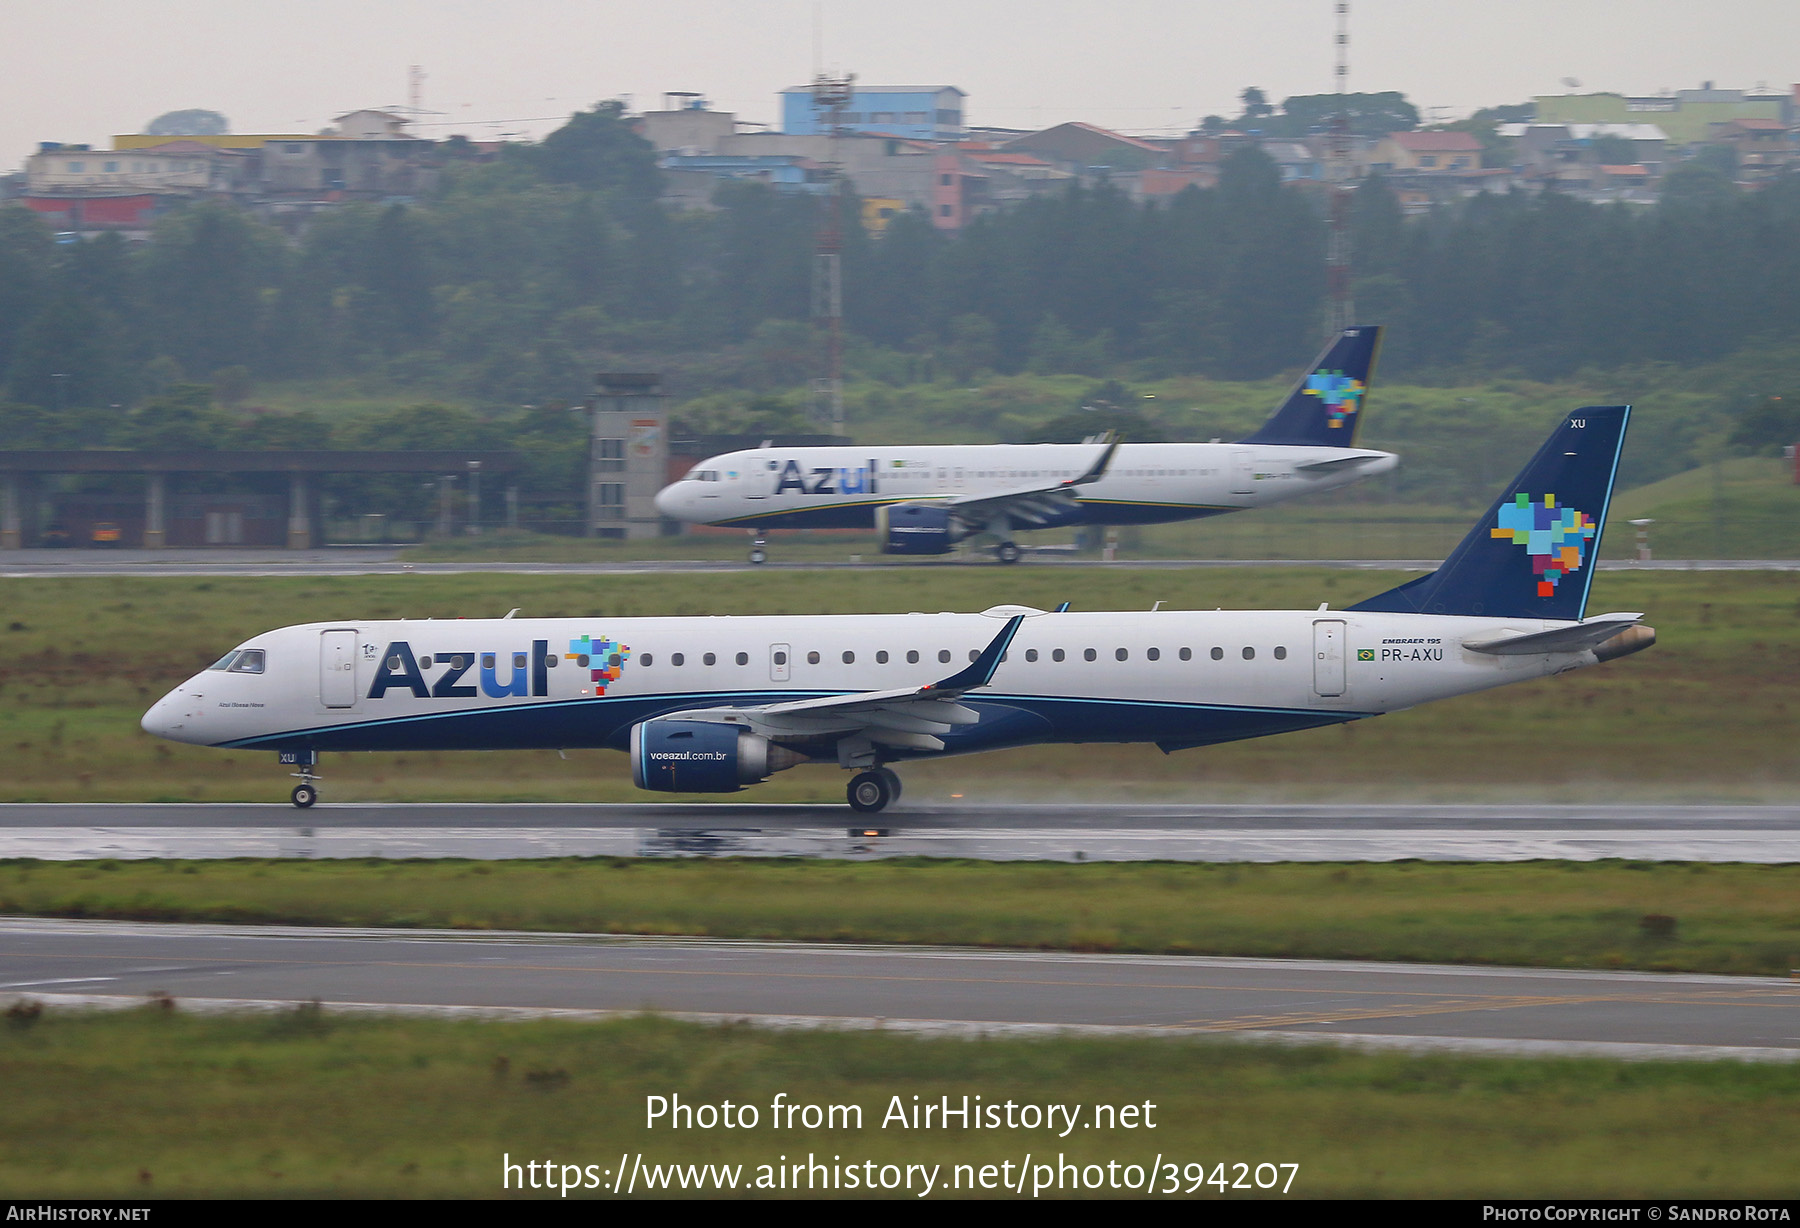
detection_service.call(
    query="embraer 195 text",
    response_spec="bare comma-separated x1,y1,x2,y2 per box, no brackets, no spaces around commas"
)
656,326,1394,563
144,406,1650,813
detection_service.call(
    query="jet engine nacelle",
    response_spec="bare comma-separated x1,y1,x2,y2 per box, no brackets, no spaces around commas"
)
630,719,805,793
876,503,966,556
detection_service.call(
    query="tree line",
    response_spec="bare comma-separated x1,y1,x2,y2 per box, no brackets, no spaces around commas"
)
1,101,1797,436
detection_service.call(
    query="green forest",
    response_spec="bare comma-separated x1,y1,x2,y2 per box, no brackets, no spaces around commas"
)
2,101,1798,508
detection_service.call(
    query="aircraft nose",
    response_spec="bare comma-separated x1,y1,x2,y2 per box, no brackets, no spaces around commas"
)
653,483,683,518
141,687,203,744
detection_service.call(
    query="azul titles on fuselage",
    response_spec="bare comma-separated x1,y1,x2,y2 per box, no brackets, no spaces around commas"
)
655,326,1394,562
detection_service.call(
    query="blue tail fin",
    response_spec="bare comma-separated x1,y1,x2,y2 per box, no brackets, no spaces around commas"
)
1348,405,1630,622
1237,325,1383,447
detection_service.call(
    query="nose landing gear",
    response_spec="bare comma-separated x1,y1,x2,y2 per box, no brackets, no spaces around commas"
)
280,749,320,808
749,531,768,565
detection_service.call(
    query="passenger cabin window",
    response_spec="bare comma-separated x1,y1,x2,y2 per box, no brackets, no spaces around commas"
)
907,650,920,664
1147,647,1160,661
228,650,266,674
1242,647,1256,660
876,651,889,664
641,653,654,666
1211,647,1224,660
1053,649,1065,662
703,653,716,666
842,651,855,664
938,650,951,664
736,652,749,666
807,651,821,664
1274,646,1287,660
1025,649,1038,662
1084,649,1097,662
1179,647,1192,661
671,653,685,666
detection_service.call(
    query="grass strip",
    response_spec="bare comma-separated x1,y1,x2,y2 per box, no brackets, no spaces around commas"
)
3,858,1797,976
0,1008,1795,1198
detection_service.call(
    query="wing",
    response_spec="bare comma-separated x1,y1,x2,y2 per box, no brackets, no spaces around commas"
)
938,435,1120,527
654,615,1025,753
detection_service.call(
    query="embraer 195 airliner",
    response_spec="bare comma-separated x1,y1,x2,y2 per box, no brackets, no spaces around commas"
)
144,406,1650,814
656,326,1393,563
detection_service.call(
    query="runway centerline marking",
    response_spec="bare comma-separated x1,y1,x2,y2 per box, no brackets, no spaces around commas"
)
0,948,1790,1013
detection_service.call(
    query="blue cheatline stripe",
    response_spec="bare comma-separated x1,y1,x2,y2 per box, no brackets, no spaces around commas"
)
702,497,1235,529
1574,404,1630,623
218,689,1376,751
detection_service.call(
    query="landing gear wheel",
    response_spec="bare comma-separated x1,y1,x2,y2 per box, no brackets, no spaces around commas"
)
876,767,903,804
847,770,894,814
749,548,767,565
995,541,1022,565
291,783,318,809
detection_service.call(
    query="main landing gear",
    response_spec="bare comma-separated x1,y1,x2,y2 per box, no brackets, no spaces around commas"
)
280,749,320,808
994,541,1022,565
847,767,903,813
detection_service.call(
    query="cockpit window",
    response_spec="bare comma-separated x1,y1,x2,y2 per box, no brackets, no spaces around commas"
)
682,467,721,482
207,650,239,671
228,649,266,674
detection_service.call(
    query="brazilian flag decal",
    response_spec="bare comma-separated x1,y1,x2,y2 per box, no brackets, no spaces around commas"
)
1356,649,1375,661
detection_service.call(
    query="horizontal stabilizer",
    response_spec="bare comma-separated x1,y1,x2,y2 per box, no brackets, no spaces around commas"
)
1463,612,1644,656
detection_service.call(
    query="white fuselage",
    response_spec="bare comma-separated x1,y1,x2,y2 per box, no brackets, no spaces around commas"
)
654,442,1397,530
143,607,1591,761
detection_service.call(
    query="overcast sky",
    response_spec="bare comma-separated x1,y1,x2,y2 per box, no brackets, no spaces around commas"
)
5,0,1797,163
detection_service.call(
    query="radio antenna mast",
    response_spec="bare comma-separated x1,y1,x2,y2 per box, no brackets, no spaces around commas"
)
810,71,854,435
1325,1,1356,336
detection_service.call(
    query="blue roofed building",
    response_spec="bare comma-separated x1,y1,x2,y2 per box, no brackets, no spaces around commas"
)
780,86,966,141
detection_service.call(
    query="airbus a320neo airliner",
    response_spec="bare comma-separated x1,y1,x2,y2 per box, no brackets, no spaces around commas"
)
144,405,1649,814
655,326,1393,563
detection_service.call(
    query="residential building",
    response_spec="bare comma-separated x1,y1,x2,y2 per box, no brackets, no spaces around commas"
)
1535,85,1791,147
1706,118,1797,181
780,86,966,142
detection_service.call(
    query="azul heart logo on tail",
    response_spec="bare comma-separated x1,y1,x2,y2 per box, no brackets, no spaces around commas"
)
1491,494,1597,597
1303,370,1366,426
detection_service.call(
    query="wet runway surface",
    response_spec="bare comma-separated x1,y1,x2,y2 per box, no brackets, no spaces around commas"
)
3,802,1797,862
2,919,1794,1059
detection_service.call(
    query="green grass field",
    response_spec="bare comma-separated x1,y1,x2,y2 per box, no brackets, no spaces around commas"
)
1,1009,1795,1199
0,567,1793,804
3,859,1796,975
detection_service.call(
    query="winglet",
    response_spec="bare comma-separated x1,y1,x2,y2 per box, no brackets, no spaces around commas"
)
1053,601,1072,613
1066,432,1120,488
928,615,1025,692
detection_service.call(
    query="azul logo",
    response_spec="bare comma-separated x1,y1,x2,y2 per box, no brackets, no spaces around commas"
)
775,458,881,496
367,639,614,700
1303,370,1366,427
1491,493,1597,598
566,635,630,693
